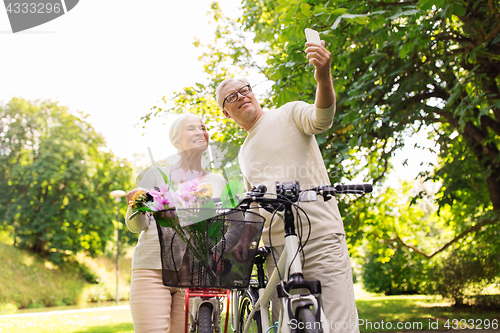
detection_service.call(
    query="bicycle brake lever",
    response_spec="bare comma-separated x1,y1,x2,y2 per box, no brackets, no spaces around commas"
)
313,186,334,202
322,193,333,202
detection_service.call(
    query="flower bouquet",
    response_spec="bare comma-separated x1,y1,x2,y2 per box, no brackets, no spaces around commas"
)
128,168,227,284
129,167,265,288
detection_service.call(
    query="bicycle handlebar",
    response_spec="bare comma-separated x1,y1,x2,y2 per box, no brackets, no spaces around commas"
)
315,183,373,195
237,181,372,212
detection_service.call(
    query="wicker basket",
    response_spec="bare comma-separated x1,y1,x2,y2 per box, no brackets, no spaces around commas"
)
155,207,265,289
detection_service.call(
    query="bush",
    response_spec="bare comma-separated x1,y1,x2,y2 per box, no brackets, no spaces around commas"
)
468,294,500,310
425,240,500,306
362,246,429,295
60,259,100,284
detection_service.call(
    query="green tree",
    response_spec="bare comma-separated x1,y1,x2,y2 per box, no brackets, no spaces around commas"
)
145,0,500,298
150,0,500,252
244,0,500,248
0,98,134,261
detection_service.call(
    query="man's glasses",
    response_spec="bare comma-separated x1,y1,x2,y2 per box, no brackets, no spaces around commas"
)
222,85,252,108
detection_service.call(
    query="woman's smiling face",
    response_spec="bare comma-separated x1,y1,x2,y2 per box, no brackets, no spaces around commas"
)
175,115,209,152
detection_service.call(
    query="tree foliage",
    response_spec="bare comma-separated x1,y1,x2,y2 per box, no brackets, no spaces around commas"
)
239,0,500,215
146,0,500,297
0,98,135,261
427,232,500,305
362,246,430,295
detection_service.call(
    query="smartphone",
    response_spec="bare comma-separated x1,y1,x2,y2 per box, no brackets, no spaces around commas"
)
305,28,321,44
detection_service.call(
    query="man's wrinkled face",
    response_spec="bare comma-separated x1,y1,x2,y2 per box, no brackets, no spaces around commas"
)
221,81,261,129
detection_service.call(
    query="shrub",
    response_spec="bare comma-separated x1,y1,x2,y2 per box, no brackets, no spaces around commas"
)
425,241,500,306
362,246,430,295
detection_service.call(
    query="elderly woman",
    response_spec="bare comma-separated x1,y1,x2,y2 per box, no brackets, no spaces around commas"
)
125,113,226,333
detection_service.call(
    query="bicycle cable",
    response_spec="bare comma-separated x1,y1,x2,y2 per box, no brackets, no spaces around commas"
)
288,201,313,274
268,201,285,282
257,191,297,283
288,202,302,278
242,190,314,284
263,193,312,282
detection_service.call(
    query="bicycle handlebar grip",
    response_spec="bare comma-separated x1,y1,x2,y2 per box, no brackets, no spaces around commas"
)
335,184,373,193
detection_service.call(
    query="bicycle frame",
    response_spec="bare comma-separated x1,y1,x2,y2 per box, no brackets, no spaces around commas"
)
240,234,330,333
231,181,372,333
232,181,336,333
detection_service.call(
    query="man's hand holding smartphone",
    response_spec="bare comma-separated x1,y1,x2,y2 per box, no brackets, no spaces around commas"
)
304,28,330,74
304,27,334,105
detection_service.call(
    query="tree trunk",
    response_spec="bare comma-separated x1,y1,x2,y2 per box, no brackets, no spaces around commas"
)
31,234,47,256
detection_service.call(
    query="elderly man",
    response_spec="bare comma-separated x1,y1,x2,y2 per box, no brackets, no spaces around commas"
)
215,39,359,332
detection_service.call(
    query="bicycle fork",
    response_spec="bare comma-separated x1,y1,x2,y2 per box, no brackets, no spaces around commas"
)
280,197,329,333
244,242,330,333
278,236,330,333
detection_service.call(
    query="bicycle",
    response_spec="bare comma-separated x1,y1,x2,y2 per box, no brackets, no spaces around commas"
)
155,207,266,333
184,287,230,333
154,182,370,333
232,181,372,333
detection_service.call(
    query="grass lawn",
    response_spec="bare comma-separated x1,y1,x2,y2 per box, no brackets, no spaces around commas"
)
354,285,500,331
1,285,498,332
0,307,133,333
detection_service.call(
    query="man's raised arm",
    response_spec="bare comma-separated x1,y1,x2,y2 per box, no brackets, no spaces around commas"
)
305,40,336,110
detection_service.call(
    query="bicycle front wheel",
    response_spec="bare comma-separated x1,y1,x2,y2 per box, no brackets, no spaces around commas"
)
238,290,262,333
198,303,213,333
296,306,321,333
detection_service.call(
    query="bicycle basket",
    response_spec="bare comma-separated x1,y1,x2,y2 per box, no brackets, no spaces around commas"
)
155,207,265,289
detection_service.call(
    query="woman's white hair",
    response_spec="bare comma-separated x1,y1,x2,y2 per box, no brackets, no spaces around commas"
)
215,77,251,110
168,113,203,148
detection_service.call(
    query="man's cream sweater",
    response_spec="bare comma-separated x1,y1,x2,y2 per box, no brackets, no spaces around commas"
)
238,101,344,246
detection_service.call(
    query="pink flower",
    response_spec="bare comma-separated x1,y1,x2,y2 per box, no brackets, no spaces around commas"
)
149,183,178,211
175,178,206,208
176,187,197,208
